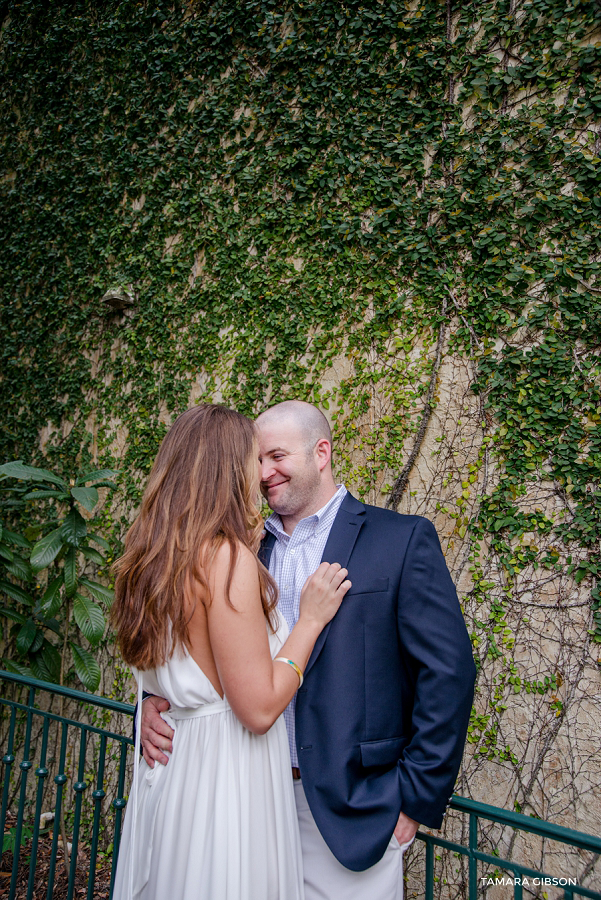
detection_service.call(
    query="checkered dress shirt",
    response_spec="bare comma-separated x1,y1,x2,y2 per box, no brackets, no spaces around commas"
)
265,484,347,766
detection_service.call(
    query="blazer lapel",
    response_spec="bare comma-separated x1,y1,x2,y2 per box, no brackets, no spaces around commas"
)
259,530,276,569
304,493,366,676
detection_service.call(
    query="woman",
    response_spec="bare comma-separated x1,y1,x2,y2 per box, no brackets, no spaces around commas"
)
111,404,350,900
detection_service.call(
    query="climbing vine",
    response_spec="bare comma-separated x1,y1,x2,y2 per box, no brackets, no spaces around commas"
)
1,0,600,865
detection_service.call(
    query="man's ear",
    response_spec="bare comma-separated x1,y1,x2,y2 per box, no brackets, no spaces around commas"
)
315,438,332,472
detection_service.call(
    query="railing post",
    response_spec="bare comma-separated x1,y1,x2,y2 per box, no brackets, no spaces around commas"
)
87,733,107,900
425,836,434,900
9,686,35,900
109,740,130,900
67,728,89,900
469,812,478,899
26,716,50,900
0,705,17,847
46,721,69,900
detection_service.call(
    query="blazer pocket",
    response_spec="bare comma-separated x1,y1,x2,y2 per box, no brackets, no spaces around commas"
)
360,736,407,768
346,577,389,597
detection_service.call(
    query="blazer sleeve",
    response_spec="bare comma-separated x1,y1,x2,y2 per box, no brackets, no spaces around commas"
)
396,517,476,827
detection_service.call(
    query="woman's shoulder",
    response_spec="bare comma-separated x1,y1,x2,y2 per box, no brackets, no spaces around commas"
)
207,539,259,583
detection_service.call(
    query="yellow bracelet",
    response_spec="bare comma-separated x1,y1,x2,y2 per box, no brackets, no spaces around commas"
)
275,657,304,688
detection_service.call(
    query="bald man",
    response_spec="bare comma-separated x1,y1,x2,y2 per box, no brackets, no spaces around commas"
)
141,401,476,900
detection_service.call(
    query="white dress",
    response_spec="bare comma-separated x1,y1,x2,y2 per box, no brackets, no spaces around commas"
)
113,612,304,900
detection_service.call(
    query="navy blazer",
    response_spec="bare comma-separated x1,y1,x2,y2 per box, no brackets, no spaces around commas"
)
260,492,476,872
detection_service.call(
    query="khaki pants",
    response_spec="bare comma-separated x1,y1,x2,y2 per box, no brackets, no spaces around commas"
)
293,779,413,900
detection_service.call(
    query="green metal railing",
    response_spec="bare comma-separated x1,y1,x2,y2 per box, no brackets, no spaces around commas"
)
1,669,600,899
1,670,133,900
418,796,601,900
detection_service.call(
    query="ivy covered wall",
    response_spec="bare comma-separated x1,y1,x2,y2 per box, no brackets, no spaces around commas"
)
1,0,600,882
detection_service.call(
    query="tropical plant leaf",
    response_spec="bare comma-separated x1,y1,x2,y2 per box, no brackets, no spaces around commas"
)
2,658,32,677
3,554,33,581
60,509,87,547
0,461,68,490
70,486,99,512
38,575,63,617
70,642,101,692
0,544,14,562
73,593,106,645
16,619,38,654
1,529,31,549
0,579,34,606
23,490,69,501
30,653,52,682
81,546,105,565
64,547,77,598
76,468,120,486
41,641,62,681
80,577,114,606
0,606,27,624
88,533,110,552
30,528,64,571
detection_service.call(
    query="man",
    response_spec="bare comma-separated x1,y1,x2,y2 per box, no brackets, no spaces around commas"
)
141,400,476,899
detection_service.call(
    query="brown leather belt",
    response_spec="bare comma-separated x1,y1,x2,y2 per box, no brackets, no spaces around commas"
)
292,766,301,780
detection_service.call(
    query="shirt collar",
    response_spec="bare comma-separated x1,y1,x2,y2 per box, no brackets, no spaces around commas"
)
265,484,347,540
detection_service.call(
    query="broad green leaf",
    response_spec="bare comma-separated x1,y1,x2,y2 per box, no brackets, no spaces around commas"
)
0,606,27,624
64,547,77,598
0,461,68,490
70,486,99,512
76,468,120,486
4,527,31,548
31,528,64,571
16,619,38,654
24,490,69,501
73,593,106,645
31,653,53,683
2,658,32,677
80,577,114,607
70,642,101,692
31,628,44,654
0,579,34,606
41,641,62,681
38,576,63,616
81,546,105,565
3,554,33,582
0,544,14,562
60,509,87,547
88,533,110,552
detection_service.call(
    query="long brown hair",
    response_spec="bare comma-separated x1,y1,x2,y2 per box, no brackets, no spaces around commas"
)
111,404,278,670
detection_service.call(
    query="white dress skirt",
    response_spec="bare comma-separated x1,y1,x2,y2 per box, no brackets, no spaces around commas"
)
113,612,304,900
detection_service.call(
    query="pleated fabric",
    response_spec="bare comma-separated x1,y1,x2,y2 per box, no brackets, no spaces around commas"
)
113,614,304,900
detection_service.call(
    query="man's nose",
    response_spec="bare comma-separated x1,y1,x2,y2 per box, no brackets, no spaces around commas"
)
260,459,275,482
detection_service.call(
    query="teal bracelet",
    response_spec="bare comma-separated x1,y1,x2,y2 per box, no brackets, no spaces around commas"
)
275,657,304,688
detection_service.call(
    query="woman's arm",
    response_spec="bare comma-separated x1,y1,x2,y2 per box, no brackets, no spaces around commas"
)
205,543,349,734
